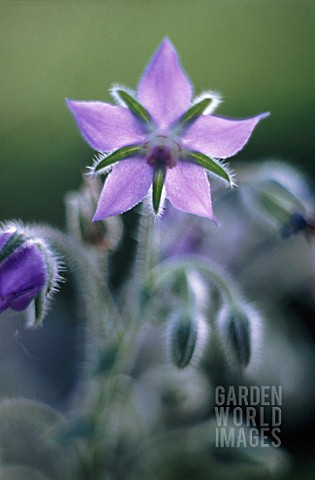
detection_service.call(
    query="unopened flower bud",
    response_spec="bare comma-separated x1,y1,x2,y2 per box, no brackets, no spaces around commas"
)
0,222,61,327
65,177,122,250
167,311,209,369
217,304,262,370
240,161,314,236
281,212,315,239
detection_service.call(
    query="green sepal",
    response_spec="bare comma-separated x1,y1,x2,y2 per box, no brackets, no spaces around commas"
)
34,291,45,327
188,151,232,184
34,241,54,294
227,311,251,368
171,313,198,369
94,145,142,173
0,230,28,264
178,98,211,127
152,166,166,214
25,290,46,328
257,189,289,224
256,179,305,224
116,89,151,124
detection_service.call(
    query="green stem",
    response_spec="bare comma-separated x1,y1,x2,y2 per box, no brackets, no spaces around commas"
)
128,204,158,321
33,226,121,373
136,209,156,279
34,227,129,479
146,255,241,309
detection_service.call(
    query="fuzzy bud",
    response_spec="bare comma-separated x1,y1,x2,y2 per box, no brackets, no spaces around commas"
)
65,177,122,250
167,311,209,369
217,303,262,371
240,161,314,236
0,222,61,327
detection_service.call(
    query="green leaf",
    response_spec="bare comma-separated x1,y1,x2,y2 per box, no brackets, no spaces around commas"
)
152,167,166,214
188,151,232,184
0,230,27,263
178,98,211,127
94,145,142,173
116,89,151,123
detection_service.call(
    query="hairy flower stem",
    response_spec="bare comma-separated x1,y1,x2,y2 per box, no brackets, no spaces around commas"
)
137,213,156,279
128,205,158,321
108,210,140,295
76,211,161,478
32,227,121,376
36,217,157,479
34,227,130,479
147,255,241,310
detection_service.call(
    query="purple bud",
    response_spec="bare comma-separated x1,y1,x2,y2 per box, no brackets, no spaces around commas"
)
0,223,60,326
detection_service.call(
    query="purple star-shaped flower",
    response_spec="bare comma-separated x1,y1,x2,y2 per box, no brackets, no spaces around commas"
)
67,38,268,221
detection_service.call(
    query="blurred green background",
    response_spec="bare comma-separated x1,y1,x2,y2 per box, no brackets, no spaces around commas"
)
0,0,315,226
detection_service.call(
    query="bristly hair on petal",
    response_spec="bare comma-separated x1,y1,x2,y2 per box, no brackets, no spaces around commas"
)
87,152,116,176
110,84,136,107
192,90,223,115
145,185,167,219
0,220,22,236
207,158,237,188
33,237,64,292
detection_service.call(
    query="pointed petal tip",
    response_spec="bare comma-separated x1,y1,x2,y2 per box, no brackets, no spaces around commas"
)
138,37,192,128
259,111,270,120
92,211,102,222
65,98,76,109
150,36,179,66
198,209,219,224
182,110,270,160
93,213,105,222
65,98,73,110
66,98,84,116
159,36,175,50
211,215,220,226
66,100,146,152
93,208,116,221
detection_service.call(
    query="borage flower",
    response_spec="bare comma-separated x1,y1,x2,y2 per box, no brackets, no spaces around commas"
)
67,38,268,222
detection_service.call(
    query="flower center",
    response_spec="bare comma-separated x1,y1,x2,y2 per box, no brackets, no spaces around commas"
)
144,135,181,169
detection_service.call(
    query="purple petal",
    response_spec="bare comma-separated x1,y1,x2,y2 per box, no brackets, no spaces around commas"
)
67,100,146,152
93,158,153,219
10,287,42,311
182,113,269,159
0,245,47,313
164,162,217,221
0,295,12,313
0,232,13,250
137,38,192,129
